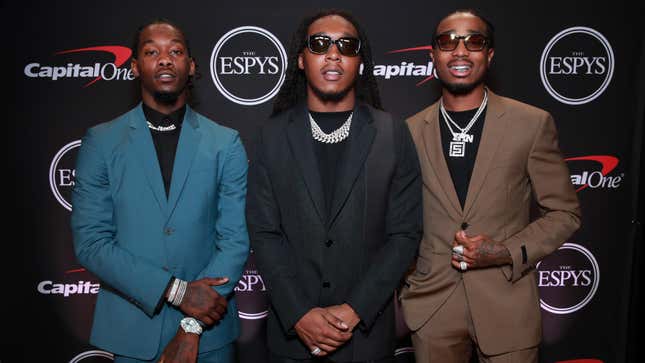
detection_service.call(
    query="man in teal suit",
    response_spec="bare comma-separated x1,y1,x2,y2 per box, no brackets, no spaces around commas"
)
71,19,249,363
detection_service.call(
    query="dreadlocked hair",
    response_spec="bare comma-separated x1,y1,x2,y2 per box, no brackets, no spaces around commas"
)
271,9,383,116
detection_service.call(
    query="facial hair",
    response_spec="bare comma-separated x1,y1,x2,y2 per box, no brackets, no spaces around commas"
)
309,79,356,103
435,67,486,95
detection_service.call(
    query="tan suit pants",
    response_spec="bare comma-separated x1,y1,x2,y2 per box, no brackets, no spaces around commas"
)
410,280,537,363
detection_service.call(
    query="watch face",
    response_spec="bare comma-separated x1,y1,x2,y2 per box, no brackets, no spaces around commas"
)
181,318,202,334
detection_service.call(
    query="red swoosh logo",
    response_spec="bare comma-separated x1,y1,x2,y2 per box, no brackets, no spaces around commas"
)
386,45,434,86
565,155,619,192
55,46,132,87
65,268,87,274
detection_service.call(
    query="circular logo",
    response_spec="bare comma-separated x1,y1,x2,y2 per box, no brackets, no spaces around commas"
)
50,140,81,211
537,243,599,314
210,26,287,106
234,251,269,320
69,350,113,362
540,27,614,105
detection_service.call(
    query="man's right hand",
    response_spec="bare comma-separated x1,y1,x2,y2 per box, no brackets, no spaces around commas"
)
179,277,229,326
294,307,352,357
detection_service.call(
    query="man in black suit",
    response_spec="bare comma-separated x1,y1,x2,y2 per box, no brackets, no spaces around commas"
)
246,9,422,363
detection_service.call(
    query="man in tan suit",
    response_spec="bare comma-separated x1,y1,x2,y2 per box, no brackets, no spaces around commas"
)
400,9,581,363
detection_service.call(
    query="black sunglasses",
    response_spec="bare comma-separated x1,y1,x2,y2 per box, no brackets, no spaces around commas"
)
434,33,489,51
307,34,361,56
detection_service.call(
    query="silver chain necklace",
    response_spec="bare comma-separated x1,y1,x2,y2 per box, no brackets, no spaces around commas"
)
309,112,353,144
147,121,177,132
440,90,488,157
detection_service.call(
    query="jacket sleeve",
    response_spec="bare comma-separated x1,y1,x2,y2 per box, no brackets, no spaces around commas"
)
246,130,315,334
346,119,423,330
71,128,172,317
501,113,581,283
195,132,250,297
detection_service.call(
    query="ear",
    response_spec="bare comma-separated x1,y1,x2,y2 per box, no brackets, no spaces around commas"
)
487,48,495,65
298,52,304,70
189,57,196,76
131,59,140,77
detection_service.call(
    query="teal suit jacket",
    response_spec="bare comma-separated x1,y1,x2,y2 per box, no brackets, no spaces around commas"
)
71,104,249,359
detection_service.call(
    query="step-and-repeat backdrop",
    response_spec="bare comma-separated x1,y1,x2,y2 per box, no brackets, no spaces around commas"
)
12,1,643,362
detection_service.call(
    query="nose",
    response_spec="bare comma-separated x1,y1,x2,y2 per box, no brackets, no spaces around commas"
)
452,39,469,57
158,52,173,66
325,42,341,62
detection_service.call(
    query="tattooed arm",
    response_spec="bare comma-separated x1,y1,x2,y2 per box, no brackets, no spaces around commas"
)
158,328,199,363
450,230,512,270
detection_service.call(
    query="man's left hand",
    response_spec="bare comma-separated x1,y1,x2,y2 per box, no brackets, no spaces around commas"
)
451,230,512,270
325,304,360,332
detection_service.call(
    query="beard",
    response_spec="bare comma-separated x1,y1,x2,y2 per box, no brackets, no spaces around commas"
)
436,68,486,95
309,80,356,103
153,90,181,104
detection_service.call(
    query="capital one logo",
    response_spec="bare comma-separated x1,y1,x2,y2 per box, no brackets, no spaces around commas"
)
540,27,614,105
374,45,436,86
565,155,623,192
210,26,287,106
24,46,134,87
50,140,81,211
234,252,268,319
537,243,599,314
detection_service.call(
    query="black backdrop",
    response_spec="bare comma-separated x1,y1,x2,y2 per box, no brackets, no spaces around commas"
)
8,1,645,362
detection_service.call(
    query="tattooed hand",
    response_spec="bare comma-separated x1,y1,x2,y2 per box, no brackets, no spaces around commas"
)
179,277,229,326
158,328,199,363
451,230,512,270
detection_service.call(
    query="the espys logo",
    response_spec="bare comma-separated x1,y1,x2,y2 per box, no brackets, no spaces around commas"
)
565,155,623,192
540,27,614,105
537,243,599,314
210,26,287,106
24,46,133,87
50,140,81,211
37,268,100,297
69,350,113,362
234,252,269,320
374,45,436,85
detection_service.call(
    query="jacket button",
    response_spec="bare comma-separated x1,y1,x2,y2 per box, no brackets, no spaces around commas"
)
322,282,331,288
461,222,469,230
164,227,174,235
325,240,333,247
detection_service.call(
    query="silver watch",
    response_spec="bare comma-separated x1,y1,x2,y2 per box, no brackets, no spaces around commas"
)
180,317,203,335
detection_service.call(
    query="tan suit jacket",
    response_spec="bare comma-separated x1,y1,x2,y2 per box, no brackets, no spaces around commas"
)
400,91,581,355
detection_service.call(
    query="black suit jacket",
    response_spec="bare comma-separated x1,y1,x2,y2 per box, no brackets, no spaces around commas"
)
246,102,422,361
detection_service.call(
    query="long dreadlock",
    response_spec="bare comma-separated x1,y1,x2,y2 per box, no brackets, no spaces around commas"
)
271,9,383,116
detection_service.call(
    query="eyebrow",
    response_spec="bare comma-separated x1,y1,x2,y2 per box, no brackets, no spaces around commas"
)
311,31,357,38
141,38,185,46
438,29,485,35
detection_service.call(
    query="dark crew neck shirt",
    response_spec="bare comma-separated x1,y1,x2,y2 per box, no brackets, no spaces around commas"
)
142,103,186,197
438,106,487,208
309,110,353,219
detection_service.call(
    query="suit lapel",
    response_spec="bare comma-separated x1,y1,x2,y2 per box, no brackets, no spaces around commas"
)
128,104,168,214
328,105,375,228
286,104,326,224
167,106,201,221
422,104,462,218
463,91,508,217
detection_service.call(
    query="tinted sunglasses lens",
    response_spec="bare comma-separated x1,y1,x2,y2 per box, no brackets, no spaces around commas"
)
436,34,458,51
338,37,360,55
309,36,331,54
465,34,487,50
